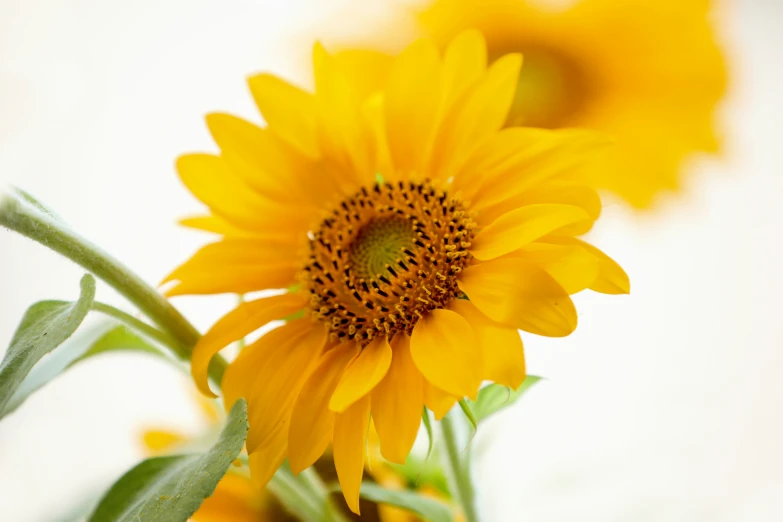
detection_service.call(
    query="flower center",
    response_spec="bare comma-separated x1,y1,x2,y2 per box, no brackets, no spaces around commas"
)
304,180,476,344
492,45,591,129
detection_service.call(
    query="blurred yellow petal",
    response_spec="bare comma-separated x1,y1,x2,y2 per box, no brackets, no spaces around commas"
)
470,203,590,260
333,49,394,99
459,258,577,337
141,430,187,454
289,344,357,474
449,299,526,389
410,309,482,398
334,395,371,515
190,292,308,397
330,336,392,413
384,38,442,174
371,334,424,464
247,74,319,157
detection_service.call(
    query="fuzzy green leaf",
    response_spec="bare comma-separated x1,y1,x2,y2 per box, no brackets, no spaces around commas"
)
89,398,249,522
472,376,542,423
0,274,96,420
359,482,453,522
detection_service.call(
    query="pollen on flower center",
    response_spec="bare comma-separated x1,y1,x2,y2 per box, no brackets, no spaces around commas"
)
303,180,476,344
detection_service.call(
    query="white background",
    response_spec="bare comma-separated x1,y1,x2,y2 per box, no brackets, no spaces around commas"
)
1,0,782,520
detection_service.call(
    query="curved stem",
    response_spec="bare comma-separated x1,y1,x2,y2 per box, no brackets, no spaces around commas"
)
0,191,227,384
91,301,187,358
441,413,480,522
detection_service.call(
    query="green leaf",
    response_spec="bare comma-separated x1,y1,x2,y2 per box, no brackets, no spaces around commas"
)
471,376,543,423
89,398,249,522
0,274,96,419
360,482,453,522
75,324,170,364
458,399,477,437
2,320,176,418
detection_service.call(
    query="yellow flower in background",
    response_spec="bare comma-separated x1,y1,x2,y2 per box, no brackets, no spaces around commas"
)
348,0,727,208
167,30,629,514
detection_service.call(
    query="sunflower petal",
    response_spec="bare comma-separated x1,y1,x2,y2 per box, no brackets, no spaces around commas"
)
163,239,301,297
190,292,308,397
449,300,526,389
422,379,459,420
333,395,371,515
459,258,577,337
409,309,482,398
470,203,591,260
330,336,392,413
545,237,630,294
371,334,424,464
247,425,288,489
288,343,358,474
508,242,600,295
384,38,442,174
247,74,319,157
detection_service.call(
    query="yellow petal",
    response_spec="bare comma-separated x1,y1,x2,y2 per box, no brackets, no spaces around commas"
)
244,322,326,453
431,53,523,179
508,242,600,295
330,336,392,413
176,154,271,230
459,258,578,337
191,473,263,522
455,129,610,207
163,239,301,297
422,379,459,420
332,50,394,99
409,309,482,398
178,215,252,237
313,43,374,187
384,38,442,174
545,237,630,294
477,183,602,233
190,292,308,397
206,113,335,209
333,395,371,515
440,30,487,109
288,344,358,474
248,425,288,489
470,204,591,260
449,300,525,389
371,334,424,464
141,430,187,454
247,73,319,158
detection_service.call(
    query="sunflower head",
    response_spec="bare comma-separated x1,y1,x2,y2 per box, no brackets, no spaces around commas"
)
168,30,629,514
411,0,728,208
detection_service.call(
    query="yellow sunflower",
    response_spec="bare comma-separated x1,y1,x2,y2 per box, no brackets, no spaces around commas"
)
166,30,629,514
341,0,727,208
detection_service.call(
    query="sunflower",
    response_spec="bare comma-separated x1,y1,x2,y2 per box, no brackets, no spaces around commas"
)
166,30,629,514
339,0,727,208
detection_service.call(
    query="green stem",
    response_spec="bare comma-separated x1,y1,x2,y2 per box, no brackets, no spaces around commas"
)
441,413,480,522
268,468,326,522
91,301,186,357
298,467,351,522
0,191,227,384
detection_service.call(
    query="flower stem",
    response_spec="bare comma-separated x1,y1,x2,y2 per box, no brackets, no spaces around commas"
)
0,191,227,384
440,413,481,522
